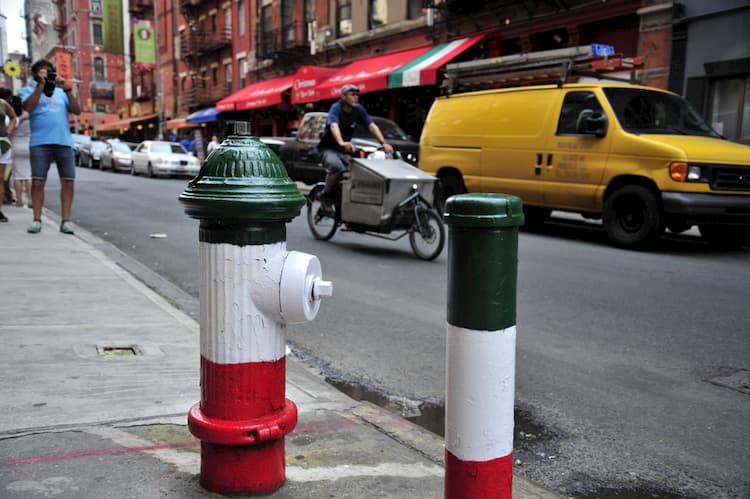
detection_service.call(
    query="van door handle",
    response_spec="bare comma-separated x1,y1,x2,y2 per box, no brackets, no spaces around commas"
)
535,154,542,176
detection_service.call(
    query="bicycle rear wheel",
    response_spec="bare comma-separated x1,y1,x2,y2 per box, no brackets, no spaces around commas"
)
307,186,339,241
409,207,445,261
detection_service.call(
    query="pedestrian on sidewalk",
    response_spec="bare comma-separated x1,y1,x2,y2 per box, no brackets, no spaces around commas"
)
20,59,82,234
0,89,18,223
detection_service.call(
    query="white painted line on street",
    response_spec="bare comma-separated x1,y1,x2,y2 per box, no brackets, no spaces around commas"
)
286,462,443,482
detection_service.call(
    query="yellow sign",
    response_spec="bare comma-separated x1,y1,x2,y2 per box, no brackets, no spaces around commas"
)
3,60,21,77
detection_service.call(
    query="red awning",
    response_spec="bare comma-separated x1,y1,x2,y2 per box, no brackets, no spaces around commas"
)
292,65,340,104
216,75,296,112
310,46,432,102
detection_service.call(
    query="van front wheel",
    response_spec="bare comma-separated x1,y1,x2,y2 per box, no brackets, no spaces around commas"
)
603,185,664,248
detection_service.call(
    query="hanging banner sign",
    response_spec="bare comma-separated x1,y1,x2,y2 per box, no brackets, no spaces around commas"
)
55,52,72,80
103,0,124,54
133,20,156,68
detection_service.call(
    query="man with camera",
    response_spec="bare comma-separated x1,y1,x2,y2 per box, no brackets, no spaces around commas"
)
20,59,81,234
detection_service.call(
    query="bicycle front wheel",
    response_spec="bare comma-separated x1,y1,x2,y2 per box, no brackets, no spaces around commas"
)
409,208,445,261
307,186,339,241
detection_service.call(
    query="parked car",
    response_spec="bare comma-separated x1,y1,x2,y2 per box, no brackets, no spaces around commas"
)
100,141,133,172
79,140,108,168
130,140,200,177
72,133,91,165
353,116,419,166
261,112,419,185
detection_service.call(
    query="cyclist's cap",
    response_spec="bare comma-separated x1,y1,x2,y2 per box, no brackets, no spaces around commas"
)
341,84,360,95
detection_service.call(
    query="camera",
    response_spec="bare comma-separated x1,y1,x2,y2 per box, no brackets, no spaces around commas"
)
43,71,57,97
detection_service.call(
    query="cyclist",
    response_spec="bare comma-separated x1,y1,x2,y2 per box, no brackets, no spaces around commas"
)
319,84,393,202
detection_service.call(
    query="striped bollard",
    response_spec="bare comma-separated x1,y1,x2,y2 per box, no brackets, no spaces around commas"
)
179,129,332,494
443,193,524,499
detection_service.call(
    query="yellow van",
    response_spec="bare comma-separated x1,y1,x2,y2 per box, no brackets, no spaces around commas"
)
419,83,750,247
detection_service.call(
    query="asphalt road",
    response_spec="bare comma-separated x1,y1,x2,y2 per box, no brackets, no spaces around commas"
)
38,166,750,498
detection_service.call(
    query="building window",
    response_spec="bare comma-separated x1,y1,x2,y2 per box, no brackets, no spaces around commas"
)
95,104,107,113
211,14,217,33
710,77,750,143
93,56,105,81
368,0,386,29
238,0,246,36
201,70,207,90
282,0,294,45
407,0,421,19
224,7,231,32
92,22,103,45
337,0,352,37
212,67,218,87
305,0,315,22
181,76,186,93
91,0,102,14
238,57,247,87
260,5,273,56
225,63,232,94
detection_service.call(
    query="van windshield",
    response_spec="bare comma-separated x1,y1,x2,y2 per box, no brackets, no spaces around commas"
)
603,88,721,138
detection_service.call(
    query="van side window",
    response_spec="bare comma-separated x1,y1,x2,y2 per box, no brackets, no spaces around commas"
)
556,92,603,135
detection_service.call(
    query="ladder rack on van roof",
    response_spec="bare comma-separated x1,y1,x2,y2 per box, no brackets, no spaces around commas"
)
443,44,643,94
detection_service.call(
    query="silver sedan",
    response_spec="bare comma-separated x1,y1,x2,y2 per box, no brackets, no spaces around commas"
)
100,141,133,172
130,141,200,177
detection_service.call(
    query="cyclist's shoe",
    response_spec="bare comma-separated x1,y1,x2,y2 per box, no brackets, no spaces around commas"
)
0,211,8,222
60,220,75,235
27,219,42,233
320,192,335,211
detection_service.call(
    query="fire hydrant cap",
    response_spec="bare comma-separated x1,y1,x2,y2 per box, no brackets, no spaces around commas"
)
179,135,305,223
444,193,525,228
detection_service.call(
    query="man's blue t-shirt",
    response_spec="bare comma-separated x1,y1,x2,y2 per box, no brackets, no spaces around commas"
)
20,81,74,148
318,100,373,152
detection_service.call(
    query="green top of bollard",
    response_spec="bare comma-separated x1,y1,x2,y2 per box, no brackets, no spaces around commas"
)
179,134,305,223
444,193,525,228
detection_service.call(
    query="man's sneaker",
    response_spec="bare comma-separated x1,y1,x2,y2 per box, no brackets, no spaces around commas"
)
27,220,42,233
60,220,75,235
0,211,8,222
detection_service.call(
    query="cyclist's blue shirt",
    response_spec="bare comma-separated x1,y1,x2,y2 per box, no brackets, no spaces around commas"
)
20,81,74,148
319,100,373,152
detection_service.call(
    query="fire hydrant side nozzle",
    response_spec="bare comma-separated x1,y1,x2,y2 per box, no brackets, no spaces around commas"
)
179,131,332,495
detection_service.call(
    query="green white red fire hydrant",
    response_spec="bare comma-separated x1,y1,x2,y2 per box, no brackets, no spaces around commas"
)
179,127,332,494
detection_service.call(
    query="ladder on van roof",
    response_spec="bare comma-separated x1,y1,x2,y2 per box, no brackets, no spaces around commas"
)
443,44,643,94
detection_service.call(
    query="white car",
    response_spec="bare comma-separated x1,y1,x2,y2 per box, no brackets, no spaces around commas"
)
130,141,200,177
100,141,133,172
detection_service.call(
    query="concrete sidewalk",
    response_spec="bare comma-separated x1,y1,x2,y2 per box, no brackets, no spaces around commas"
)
0,203,557,498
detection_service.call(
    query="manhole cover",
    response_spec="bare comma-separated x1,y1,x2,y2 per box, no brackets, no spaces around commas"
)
708,369,750,395
97,346,142,356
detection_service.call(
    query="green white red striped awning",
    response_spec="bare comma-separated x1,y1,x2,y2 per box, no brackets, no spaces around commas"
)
388,34,485,89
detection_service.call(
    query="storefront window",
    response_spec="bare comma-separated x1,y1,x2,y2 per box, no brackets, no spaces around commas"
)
711,77,750,143
407,0,421,20
337,0,352,37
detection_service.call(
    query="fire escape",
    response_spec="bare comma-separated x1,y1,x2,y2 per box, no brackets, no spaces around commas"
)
179,0,232,111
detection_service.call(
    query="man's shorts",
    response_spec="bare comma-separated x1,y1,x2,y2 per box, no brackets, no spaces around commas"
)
30,145,76,180
321,149,351,175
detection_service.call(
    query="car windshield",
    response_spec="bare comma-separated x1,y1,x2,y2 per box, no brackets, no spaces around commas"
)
603,88,721,138
151,142,187,154
91,142,107,151
353,118,411,141
73,134,91,145
112,143,131,153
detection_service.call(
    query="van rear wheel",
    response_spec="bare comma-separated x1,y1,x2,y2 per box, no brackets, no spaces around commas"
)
603,185,664,248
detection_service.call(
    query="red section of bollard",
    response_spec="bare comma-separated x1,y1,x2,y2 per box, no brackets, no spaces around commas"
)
444,450,513,499
188,398,298,446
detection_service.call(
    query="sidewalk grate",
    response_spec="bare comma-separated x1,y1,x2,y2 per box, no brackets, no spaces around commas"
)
708,369,750,395
96,346,143,356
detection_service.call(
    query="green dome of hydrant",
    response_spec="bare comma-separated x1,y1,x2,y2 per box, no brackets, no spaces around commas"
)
179,132,305,225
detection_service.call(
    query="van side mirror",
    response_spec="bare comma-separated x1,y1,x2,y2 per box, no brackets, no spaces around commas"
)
576,109,608,138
